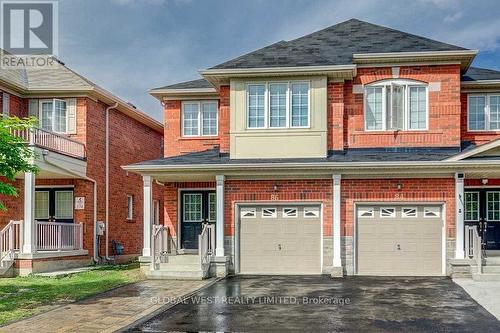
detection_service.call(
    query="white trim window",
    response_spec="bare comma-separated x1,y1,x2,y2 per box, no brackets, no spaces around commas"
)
283,207,298,218
40,99,67,133
424,207,440,218
358,207,374,218
247,81,310,129
487,191,500,221
240,208,256,219
182,101,218,137
380,207,396,218
127,195,134,220
2,92,9,118
364,79,428,131
304,207,320,218
468,94,500,131
35,191,50,220
55,191,74,219
465,192,480,221
402,207,417,218
262,208,277,218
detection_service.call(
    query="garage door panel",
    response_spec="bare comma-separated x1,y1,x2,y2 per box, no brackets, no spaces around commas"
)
240,205,321,275
357,205,442,276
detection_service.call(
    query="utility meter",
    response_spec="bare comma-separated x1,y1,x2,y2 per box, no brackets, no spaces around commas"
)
97,221,105,236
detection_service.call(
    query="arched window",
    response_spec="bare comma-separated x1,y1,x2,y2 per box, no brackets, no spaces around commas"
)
364,79,428,131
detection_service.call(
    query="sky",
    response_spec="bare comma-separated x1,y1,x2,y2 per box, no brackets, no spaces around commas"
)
57,0,500,121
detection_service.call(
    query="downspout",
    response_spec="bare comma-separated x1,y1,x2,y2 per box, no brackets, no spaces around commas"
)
41,153,99,263
105,103,119,261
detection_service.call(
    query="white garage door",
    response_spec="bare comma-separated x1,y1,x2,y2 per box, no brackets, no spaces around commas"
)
239,205,321,275
357,205,443,276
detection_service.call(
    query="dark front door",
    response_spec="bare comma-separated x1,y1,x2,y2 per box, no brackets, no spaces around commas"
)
465,190,500,250
34,188,74,223
181,191,216,250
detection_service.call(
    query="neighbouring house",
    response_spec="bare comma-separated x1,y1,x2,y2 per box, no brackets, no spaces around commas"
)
125,19,500,280
0,57,164,276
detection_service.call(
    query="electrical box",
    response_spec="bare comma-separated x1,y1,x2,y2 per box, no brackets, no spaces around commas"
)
97,221,105,236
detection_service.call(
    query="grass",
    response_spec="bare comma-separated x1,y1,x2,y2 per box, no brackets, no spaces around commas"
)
0,263,143,325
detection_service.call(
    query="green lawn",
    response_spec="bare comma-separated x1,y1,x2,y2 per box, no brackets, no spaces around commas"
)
0,263,143,325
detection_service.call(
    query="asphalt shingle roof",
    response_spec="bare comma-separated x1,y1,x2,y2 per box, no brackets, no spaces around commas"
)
461,67,500,82
210,19,467,70
129,147,463,168
155,78,214,90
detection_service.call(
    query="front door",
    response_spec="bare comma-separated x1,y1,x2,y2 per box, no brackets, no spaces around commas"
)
180,191,216,250
34,188,74,223
465,190,500,250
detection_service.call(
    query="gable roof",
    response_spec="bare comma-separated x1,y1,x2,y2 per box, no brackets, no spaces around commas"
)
461,67,500,82
0,55,163,133
446,138,500,161
154,78,214,90
210,19,468,70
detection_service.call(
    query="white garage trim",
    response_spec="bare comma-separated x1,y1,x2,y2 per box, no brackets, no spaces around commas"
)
234,201,324,275
353,201,446,276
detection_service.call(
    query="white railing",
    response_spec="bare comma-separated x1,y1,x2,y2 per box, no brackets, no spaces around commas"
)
12,127,86,159
0,220,22,268
465,225,482,274
199,224,215,276
150,225,170,271
35,221,83,252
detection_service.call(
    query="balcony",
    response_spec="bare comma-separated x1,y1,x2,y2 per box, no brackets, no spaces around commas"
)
12,127,86,160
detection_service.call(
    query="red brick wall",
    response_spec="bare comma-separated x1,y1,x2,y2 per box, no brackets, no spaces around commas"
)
328,82,345,151
460,93,500,145
465,179,500,187
0,91,28,118
342,65,462,148
341,178,456,237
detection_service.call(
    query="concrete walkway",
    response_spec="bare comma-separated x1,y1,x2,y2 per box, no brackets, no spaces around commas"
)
0,279,213,333
454,278,500,320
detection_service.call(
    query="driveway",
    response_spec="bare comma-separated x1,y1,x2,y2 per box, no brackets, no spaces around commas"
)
125,275,499,333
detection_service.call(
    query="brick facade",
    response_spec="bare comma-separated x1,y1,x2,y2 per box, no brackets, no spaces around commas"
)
460,92,500,145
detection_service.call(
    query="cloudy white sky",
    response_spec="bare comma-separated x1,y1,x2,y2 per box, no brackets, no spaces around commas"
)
58,0,500,121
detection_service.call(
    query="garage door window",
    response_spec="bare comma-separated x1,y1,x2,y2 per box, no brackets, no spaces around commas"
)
240,208,256,218
304,207,320,218
402,207,417,218
358,207,374,218
283,208,298,218
380,207,395,218
262,208,277,218
424,207,440,218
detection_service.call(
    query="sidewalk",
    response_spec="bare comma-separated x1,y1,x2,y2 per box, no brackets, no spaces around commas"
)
0,279,213,333
454,278,500,320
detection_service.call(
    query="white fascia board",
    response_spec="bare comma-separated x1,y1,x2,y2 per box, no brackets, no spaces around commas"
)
461,80,500,86
199,65,357,76
446,138,500,161
353,50,478,60
149,87,217,95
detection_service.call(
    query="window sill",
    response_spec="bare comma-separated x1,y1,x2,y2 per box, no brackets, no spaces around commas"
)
125,219,135,223
179,136,219,141
357,130,441,135
466,130,500,134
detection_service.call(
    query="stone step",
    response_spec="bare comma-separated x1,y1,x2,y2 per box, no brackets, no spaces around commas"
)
484,256,500,265
472,273,500,281
146,269,204,280
159,263,201,271
163,254,200,265
482,265,500,274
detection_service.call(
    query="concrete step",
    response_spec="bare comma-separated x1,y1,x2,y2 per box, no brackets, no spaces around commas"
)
146,269,204,280
482,265,500,274
164,254,200,265
484,256,500,265
159,263,201,271
472,273,500,281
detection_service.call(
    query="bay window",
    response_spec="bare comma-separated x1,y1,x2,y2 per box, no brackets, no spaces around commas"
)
364,80,428,131
182,101,218,137
247,81,310,129
468,94,500,131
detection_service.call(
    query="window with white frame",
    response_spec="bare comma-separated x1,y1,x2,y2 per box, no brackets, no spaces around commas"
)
465,192,479,221
304,207,320,218
55,191,73,219
402,207,417,218
127,195,134,220
40,99,67,133
283,207,298,218
35,191,50,219
364,80,428,131
468,95,500,131
2,93,9,118
182,101,218,136
262,208,277,218
487,192,500,221
247,81,310,129
424,207,440,218
380,207,396,218
240,207,256,218
358,207,374,218
208,193,216,222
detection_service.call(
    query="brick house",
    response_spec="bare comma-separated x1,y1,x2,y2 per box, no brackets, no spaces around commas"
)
0,58,163,275
126,19,500,279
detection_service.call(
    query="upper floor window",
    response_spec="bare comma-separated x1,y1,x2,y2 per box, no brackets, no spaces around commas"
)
468,94,500,131
364,80,428,131
182,101,218,137
247,81,310,129
32,98,77,134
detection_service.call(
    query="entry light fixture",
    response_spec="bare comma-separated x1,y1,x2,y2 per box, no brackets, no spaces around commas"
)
397,183,402,190
273,184,279,191
482,179,489,185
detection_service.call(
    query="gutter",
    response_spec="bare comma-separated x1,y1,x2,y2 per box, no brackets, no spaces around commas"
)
42,154,99,263
105,103,118,261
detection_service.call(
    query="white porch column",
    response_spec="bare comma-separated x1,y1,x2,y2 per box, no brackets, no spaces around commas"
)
142,175,153,257
332,174,342,269
22,171,35,254
215,175,225,257
455,172,465,259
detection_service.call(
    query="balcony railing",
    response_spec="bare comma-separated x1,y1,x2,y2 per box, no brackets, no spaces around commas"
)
12,127,86,159
35,221,84,252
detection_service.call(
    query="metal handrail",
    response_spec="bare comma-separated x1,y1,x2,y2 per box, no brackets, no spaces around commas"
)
465,225,482,274
0,220,22,268
199,224,215,276
150,225,169,271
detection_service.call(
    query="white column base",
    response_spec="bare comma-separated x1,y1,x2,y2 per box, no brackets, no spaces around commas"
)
455,173,465,259
215,175,225,258
333,174,342,268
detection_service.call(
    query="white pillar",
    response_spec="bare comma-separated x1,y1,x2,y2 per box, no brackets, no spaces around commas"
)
333,174,342,267
455,172,465,259
142,175,152,257
22,171,35,254
215,175,225,257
